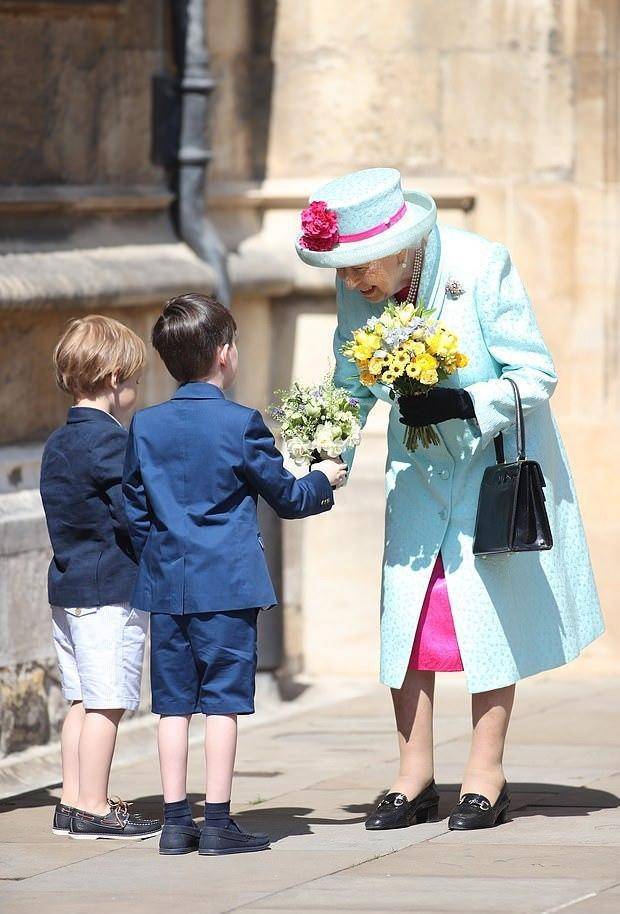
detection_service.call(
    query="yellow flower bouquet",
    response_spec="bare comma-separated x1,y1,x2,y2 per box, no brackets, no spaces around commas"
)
341,300,469,451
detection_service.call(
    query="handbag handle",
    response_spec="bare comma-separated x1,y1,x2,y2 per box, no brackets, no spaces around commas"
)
493,377,526,464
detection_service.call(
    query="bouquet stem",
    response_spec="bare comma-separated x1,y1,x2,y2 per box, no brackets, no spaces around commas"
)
404,424,441,452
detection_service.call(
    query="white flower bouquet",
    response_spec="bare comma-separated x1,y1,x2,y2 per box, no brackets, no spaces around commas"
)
269,376,362,466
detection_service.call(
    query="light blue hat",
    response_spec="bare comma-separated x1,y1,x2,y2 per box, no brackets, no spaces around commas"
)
295,167,437,269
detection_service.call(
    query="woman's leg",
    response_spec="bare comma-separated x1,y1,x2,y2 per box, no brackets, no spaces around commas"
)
59,700,85,807
76,708,124,815
461,684,515,803
389,669,435,799
158,714,192,802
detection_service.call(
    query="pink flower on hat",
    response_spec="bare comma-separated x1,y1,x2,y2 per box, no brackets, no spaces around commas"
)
300,201,339,252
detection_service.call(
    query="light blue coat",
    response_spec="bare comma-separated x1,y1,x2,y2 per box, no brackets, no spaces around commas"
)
334,223,604,693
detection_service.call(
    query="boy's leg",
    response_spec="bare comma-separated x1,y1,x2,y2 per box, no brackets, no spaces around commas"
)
204,713,237,828
151,614,202,851
70,706,161,839
70,603,146,815
76,708,124,815
65,607,160,840
59,700,85,808
158,714,191,801
197,610,269,854
51,607,85,813
158,714,195,828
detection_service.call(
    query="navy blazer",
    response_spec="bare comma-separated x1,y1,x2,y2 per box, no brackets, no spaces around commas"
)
122,382,334,615
40,408,137,607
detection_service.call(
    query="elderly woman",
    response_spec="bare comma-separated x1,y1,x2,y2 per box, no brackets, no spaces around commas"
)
295,168,604,830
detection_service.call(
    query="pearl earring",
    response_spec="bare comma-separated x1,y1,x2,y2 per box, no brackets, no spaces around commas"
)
401,261,407,270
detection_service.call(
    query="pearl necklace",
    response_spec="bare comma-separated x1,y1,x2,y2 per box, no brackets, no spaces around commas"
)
404,244,424,305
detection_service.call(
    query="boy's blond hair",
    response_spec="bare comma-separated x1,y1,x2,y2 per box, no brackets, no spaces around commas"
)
53,315,147,399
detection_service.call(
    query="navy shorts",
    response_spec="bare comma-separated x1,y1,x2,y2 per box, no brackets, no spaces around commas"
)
150,608,259,716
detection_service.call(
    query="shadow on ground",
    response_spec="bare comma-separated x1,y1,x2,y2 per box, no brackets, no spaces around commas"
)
4,783,617,844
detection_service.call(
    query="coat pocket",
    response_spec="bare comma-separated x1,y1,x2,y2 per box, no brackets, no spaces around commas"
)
63,606,98,618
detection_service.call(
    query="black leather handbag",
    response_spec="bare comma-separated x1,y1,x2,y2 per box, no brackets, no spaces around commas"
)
473,378,553,556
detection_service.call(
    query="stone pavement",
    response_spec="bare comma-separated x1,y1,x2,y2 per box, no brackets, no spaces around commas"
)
1,673,619,914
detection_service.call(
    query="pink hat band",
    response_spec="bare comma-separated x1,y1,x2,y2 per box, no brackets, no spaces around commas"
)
338,202,407,243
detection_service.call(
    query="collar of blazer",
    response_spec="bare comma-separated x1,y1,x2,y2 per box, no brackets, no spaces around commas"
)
172,381,226,400
66,407,125,428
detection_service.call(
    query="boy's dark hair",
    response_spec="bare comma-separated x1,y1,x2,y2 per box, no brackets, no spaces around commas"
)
152,293,237,383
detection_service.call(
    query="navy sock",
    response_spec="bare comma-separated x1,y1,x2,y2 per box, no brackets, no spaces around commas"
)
204,800,231,829
163,798,194,827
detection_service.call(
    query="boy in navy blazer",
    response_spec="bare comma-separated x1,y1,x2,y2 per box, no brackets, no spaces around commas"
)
40,315,161,842
123,293,345,857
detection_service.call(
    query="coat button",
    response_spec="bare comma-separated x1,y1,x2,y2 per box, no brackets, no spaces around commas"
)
439,508,448,520
440,469,450,479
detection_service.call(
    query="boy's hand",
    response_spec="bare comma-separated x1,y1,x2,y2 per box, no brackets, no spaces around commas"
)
313,458,347,489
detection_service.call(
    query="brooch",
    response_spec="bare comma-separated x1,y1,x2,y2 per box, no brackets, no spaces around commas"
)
445,278,465,299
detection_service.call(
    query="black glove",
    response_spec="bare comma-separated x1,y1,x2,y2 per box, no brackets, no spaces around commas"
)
398,388,475,427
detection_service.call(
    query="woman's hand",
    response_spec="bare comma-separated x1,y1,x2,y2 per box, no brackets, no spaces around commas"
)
398,388,475,427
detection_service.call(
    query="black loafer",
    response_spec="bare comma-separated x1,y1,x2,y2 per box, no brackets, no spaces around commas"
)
198,819,270,856
448,784,510,830
69,799,162,841
52,803,77,836
159,821,201,855
365,780,440,831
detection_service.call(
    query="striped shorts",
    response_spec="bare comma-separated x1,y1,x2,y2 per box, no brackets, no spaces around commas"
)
51,603,148,711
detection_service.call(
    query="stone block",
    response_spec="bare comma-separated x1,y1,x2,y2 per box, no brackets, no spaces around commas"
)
233,296,273,412
267,41,440,177
0,260,205,445
247,873,616,912
0,662,56,755
0,491,50,557
115,0,167,51
568,0,614,55
470,180,509,247
0,18,58,184
0,839,119,882
432,805,620,846
207,0,251,57
441,52,573,179
96,50,163,185
408,0,564,53
0,10,164,186
0,444,45,495
509,183,576,318
0,542,53,668
272,2,406,56
575,53,608,186
273,0,564,56
210,54,254,183
358,841,620,879
566,885,620,914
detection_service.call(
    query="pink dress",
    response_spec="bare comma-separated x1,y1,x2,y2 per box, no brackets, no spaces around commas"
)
409,554,463,671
